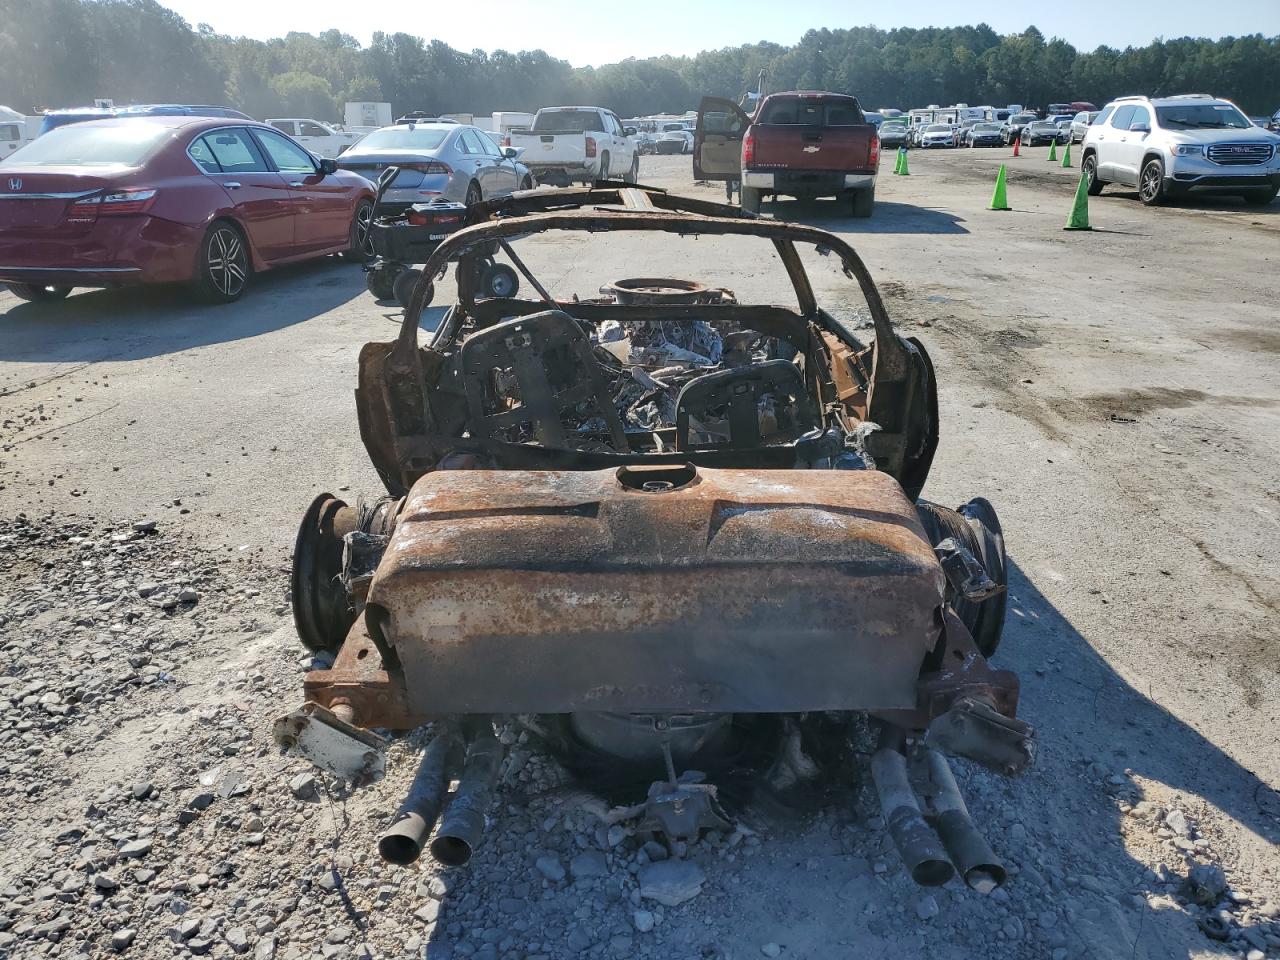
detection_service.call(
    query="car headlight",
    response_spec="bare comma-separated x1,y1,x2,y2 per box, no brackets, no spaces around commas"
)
1173,145,1203,157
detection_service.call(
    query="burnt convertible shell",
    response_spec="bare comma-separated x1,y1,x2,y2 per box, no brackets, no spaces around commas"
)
371,466,943,715
280,184,1034,885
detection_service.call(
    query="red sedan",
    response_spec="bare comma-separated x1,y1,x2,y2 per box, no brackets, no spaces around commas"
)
0,116,376,303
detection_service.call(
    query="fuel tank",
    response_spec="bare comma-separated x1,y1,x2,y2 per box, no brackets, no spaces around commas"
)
366,464,945,714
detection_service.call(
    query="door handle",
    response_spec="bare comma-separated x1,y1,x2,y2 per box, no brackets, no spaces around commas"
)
223,181,242,189
289,181,305,187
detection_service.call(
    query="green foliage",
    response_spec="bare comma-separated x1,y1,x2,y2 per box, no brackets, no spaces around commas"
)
270,71,337,119
1,2,1277,120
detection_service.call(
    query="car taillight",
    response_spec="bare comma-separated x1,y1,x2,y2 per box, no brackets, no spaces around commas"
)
399,162,451,175
585,136,597,158
70,188,158,218
869,134,880,169
406,209,464,226
743,128,755,166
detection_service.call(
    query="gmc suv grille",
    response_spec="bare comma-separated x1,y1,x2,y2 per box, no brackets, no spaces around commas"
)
1206,142,1274,165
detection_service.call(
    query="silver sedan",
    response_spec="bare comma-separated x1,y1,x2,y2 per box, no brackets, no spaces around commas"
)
336,122,534,213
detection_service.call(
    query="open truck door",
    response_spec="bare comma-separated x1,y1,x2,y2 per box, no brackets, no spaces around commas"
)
694,97,752,181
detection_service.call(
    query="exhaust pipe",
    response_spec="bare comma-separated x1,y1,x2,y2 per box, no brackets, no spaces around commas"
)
429,719,504,868
870,733,955,887
922,749,1006,894
377,727,458,865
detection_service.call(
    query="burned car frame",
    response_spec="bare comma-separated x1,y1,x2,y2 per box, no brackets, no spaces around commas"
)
278,184,1035,892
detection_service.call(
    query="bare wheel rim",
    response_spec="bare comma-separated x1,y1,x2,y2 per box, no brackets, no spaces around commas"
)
1140,164,1160,201
1083,156,1096,182
355,203,374,258
207,227,247,296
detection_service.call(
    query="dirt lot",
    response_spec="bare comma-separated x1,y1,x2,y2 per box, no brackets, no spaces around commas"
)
1,150,1278,960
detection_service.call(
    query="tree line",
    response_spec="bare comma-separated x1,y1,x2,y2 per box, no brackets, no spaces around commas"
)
2,1,1277,121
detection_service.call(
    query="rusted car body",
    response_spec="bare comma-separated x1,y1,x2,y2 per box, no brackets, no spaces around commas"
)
279,185,1033,891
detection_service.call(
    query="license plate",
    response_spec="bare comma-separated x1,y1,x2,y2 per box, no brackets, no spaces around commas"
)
428,233,448,240
542,144,554,150
0,199,61,229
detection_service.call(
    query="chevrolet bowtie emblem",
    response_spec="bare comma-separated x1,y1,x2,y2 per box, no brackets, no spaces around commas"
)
802,145,820,153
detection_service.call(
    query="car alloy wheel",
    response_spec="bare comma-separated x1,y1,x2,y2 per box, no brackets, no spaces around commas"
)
1139,160,1165,205
355,202,374,259
206,226,248,299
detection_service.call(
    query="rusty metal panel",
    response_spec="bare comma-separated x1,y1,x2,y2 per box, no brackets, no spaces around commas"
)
367,466,945,714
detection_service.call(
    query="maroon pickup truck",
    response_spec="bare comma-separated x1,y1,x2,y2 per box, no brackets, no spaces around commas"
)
693,91,881,217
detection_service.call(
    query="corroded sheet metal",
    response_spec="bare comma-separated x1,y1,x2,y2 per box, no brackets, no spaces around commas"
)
366,466,945,714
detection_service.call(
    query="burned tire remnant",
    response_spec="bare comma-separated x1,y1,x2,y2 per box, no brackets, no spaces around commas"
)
916,498,1008,658
275,186,1035,884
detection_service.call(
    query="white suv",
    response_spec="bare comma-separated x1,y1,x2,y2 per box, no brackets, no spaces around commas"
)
1081,94,1280,206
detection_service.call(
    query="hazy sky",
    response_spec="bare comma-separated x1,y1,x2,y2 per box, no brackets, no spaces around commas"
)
163,0,1280,65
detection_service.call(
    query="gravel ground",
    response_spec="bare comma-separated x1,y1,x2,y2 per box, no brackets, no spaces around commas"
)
0,152,1278,960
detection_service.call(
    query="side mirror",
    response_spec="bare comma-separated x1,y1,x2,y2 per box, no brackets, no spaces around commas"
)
502,147,518,159
319,157,338,175
1130,122,1150,134
624,127,637,137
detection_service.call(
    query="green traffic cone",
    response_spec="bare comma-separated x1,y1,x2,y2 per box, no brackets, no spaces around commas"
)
893,148,903,175
899,149,910,176
1064,173,1092,231
1061,140,1072,168
1047,140,1058,162
988,164,1011,210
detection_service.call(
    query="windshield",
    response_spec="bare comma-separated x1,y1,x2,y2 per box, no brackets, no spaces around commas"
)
1011,114,1037,124
973,123,1001,131
925,125,950,132
662,124,684,132
1029,122,1055,130
356,127,450,151
760,99,864,126
1156,103,1251,130
3,121,169,167
532,110,602,133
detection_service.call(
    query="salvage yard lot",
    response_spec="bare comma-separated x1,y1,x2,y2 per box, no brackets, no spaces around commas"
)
1,152,1278,960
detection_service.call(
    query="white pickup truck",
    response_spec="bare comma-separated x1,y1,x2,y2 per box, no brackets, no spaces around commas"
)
0,106,36,158
508,106,639,186
265,118,365,158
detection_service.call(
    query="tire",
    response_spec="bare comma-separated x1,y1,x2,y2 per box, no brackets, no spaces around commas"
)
850,186,875,218
740,185,762,215
393,268,426,308
464,181,482,207
8,283,72,302
1242,188,1277,206
598,152,609,182
1138,157,1166,206
193,221,249,303
624,154,638,184
479,262,519,298
1082,153,1104,196
338,199,375,262
365,263,402,301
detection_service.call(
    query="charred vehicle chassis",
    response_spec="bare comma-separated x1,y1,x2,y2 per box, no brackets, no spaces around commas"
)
276,184,1035,892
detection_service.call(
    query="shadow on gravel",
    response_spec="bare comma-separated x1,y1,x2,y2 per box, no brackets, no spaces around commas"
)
0,257,369,363
763,198,969,234
1002,559,1279,958
1093,191,1280,215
